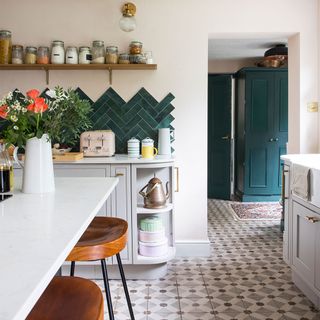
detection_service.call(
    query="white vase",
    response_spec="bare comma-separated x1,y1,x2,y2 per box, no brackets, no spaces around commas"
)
14,134,55,194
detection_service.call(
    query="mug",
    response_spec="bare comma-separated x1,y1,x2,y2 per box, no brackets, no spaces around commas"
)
142,146,158,159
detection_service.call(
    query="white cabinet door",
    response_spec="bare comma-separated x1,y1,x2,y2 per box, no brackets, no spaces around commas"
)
292,201,317,286
110,165,132,264
54,165,111,217
315,220,320,291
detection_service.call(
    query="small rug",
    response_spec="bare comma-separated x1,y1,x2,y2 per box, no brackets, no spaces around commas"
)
230,202,282,221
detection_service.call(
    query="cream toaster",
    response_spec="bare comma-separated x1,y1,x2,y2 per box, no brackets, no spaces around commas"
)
80,130,115,157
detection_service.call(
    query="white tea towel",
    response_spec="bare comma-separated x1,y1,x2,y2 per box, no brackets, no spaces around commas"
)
292,164,311,201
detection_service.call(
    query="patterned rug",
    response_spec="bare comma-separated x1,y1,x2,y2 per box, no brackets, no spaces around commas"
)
230,201,282,220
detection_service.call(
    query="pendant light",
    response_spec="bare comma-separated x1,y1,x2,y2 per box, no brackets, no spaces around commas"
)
119,2,137,32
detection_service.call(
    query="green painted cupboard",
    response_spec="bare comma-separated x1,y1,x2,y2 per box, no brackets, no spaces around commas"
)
235,68,288,202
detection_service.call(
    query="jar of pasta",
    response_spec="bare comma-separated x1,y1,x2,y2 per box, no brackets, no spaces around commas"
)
37,46,49,64
12,45,23,64
91,40,105,64
119,53,130,64
105,46,118,64
129,41,142,55
0,30,12,64
25,47,37,64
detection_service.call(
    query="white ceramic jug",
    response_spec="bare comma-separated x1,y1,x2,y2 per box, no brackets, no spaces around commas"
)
158,128,173,156
13,134,55,194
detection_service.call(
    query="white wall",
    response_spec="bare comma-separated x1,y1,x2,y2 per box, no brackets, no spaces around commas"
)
0,0,318,253
208,58,256,74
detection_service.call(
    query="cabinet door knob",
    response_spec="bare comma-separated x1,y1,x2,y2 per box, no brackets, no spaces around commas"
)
115,173,124,177
305,216,320,223
269,138,274,142
274,138,279,142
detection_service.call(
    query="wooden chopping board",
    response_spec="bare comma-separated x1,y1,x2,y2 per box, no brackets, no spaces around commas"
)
52,152,84,161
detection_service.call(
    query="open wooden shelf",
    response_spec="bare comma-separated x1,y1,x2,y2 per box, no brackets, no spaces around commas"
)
0,63,157,85
136,203,174,214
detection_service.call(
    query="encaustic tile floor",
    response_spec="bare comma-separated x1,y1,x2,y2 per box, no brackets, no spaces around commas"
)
95,199,320,320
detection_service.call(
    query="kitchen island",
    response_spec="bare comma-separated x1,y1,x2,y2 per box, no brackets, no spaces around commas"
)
0,177,118,320
281,154,320,308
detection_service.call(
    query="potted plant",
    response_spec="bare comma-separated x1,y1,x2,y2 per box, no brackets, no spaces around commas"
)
0,87,92,193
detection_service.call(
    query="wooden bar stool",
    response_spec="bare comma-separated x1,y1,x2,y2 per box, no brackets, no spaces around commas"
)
66,217,135,320
27,276,104,320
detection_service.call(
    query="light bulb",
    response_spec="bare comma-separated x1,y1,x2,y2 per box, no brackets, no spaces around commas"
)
119,16,136,32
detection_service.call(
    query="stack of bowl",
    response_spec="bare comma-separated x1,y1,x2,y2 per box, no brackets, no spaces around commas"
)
138,216,168,257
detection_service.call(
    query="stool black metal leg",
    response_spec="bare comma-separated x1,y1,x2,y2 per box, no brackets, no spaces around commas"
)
116,253,135,320
101,259,115,320
70,261,75,276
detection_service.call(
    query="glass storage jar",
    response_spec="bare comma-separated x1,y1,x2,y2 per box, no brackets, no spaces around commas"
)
66,46,78,64
130,41,142,55
12,45,23,64
37,46,49,64
144,51,153,64
129,53,143,64
79,46,91,64
91,40,105,64
0,30,12,64
51,40,65,64
118,53,130,64
105,46,118,64
25,46,37,64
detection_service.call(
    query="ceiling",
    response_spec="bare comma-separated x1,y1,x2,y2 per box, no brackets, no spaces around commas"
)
208,38,288,60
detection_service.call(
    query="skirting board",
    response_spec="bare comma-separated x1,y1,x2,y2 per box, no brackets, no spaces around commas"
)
175,240,211,257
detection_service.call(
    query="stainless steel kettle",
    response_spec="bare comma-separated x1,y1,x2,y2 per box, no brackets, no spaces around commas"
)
139,175,170,209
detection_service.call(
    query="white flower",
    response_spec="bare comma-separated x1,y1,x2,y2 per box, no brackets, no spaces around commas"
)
10,115,18,122
13,125,19,130
46,89,56,99
6,92,13,99
22,108,27,113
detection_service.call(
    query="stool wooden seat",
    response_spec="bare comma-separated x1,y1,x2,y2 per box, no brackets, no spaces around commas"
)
27,276,103,320
66,217,135,320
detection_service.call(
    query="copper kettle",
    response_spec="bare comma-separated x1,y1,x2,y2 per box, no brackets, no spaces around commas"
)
139,175,170,209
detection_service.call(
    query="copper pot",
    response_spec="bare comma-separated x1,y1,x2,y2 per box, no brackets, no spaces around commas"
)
139,176,170,209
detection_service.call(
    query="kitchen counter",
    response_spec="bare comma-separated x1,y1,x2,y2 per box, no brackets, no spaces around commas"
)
281,153,320,169
0,177,118,320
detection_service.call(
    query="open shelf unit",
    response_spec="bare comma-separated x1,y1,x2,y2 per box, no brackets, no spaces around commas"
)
0,63,157,85
132,162,175,267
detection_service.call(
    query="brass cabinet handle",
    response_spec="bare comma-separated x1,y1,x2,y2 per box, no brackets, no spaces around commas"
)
221,135,230,140
305,216,320,223
175,167,179,192
115,173,124,177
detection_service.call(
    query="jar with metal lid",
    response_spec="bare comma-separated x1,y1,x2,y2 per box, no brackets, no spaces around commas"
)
51,40,65,64
37,46,49,64
12,45,23,64
25,47,37,64
91,40,105,64
105,46,118,64
0,30,12,64
119,53,130,64
130,41,142,55
79,46,92,64
66,46,78,64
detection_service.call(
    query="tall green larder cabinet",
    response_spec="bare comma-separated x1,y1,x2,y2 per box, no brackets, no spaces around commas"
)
235,68,288,202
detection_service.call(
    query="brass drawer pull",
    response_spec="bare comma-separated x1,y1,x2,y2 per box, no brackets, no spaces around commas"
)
115,173,124,177
305,216,320,223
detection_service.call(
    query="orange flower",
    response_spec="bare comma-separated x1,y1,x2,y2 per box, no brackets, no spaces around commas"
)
26,89,40,100
27,97,48,113
0,105,8,119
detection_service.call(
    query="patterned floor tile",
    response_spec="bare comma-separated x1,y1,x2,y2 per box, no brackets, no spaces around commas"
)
98,199,320,320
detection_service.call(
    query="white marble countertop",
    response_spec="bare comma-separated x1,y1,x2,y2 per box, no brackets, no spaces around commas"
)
281,154,320,169
0,177,118,320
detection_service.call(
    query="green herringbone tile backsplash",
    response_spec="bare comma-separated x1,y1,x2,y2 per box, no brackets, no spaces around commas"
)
0,88,175,153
